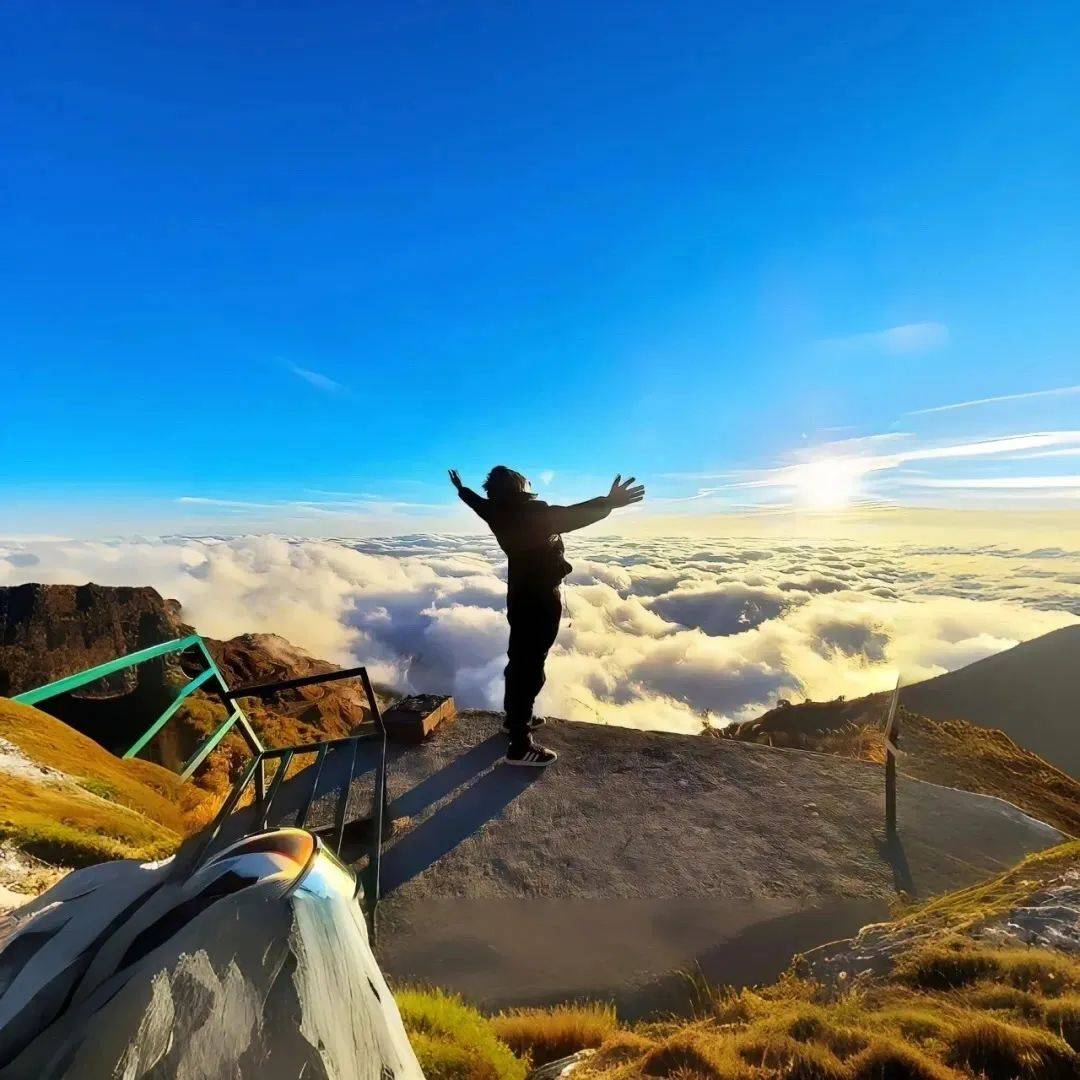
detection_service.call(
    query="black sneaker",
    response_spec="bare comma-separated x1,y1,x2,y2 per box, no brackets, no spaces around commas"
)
503,739,558,768
501,716,545,734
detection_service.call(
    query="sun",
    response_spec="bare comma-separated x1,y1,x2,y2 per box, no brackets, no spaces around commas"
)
793,458,864,510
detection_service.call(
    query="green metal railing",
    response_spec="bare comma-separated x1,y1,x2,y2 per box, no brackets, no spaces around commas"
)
12,636,391,933
12,633,264,781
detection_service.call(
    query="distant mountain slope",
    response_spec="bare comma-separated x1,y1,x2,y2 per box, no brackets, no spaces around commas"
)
900,623,1080,777
724,698,1080,838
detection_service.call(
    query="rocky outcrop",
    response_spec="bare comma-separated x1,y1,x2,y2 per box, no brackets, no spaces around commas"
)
0,583,189,700
0,831,423,1079
0,584,192,754
195,633,371,744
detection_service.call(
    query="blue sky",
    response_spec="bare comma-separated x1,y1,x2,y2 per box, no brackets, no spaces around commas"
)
2,1,1079,536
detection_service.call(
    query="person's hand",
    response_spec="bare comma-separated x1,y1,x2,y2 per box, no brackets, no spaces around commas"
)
448,469,463,492
606,474,645,508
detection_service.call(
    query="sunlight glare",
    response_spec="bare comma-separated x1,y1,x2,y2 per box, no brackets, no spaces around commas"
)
794,458,864,510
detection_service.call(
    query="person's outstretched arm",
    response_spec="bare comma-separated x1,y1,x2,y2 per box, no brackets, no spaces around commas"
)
549,475,645,533
449,469,491,522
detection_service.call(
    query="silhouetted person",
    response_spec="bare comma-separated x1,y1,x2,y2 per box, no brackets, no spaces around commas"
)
449,466,645,766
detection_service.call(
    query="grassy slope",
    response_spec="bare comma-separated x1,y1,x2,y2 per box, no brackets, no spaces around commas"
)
398,842,1080,1079
722,701,1080,837
0,697,214,865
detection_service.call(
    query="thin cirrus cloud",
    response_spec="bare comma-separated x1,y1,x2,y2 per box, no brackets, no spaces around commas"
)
721,431,1080,506
909,476,1080,490
737,431,1080,486
907,383,1080,416
177,493,442,518
821,321,950,355
288,364,347,394
177,496,276,510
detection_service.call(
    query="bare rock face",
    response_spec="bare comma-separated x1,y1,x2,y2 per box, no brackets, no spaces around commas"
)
0,584,193,755
0,831,424,1079
196,633,371,743
0,583,191,700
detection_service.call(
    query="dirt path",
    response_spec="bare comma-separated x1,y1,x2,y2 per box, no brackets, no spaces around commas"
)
369,713,1063,1015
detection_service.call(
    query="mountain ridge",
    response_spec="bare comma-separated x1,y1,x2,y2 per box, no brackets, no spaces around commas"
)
899,622,1080,776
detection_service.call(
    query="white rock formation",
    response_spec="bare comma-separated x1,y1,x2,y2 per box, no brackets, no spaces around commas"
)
0,830,423,1079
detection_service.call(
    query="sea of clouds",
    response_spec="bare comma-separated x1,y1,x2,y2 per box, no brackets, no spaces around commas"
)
3,534,1078,733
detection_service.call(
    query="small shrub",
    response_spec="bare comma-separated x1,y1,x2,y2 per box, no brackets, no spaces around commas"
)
642,1036,723,1078
735,1034,847,1079
1042,995,1080,1051
589,1031,657,1068
848,1037,960,1080
491,1002,617,1067
396,988,526,1080
897,944,1077,996
946,1016,1078,1079
965,983,1043,1017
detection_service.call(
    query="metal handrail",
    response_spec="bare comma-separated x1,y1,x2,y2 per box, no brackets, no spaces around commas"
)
196,664,390,936
13,637,390,933
12,633,264,778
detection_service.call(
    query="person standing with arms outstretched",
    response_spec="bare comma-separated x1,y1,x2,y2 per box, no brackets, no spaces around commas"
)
449,467,645,766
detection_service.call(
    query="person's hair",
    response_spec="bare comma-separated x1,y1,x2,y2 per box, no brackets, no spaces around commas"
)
483,466,535,501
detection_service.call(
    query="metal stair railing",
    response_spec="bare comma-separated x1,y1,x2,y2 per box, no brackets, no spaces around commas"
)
13,638,391,935
12,633,265,779
192,665,390,936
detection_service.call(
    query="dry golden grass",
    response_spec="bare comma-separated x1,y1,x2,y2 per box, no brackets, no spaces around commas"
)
397,987,527,1080
0,771,179,865
889,839,1080,935
456,852,1080,1078
572,958,1080,1078
897,940,1077,996
0,697,210,832
0,697,217,865
945,1016,1075,1078
491,1004,619,1067
1042,995,1080,1050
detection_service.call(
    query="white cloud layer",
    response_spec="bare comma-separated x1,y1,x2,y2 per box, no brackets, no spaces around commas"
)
2,535,1077,735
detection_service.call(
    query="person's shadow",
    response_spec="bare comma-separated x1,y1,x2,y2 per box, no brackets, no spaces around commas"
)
389,736,508,819
376,738,542,895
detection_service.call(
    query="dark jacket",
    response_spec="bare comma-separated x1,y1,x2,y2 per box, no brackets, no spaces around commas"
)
458,488,612,590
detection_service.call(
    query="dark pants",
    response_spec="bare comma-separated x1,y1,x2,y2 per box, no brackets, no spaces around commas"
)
503,584,562,742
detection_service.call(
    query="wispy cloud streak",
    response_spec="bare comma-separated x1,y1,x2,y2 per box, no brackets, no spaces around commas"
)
910,476,1080,490
822,322,949,355
288,364,347,393
908,384,1080,415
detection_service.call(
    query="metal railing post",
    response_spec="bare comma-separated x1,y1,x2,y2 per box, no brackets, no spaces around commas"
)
883,675,902,838
360,668,388,940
